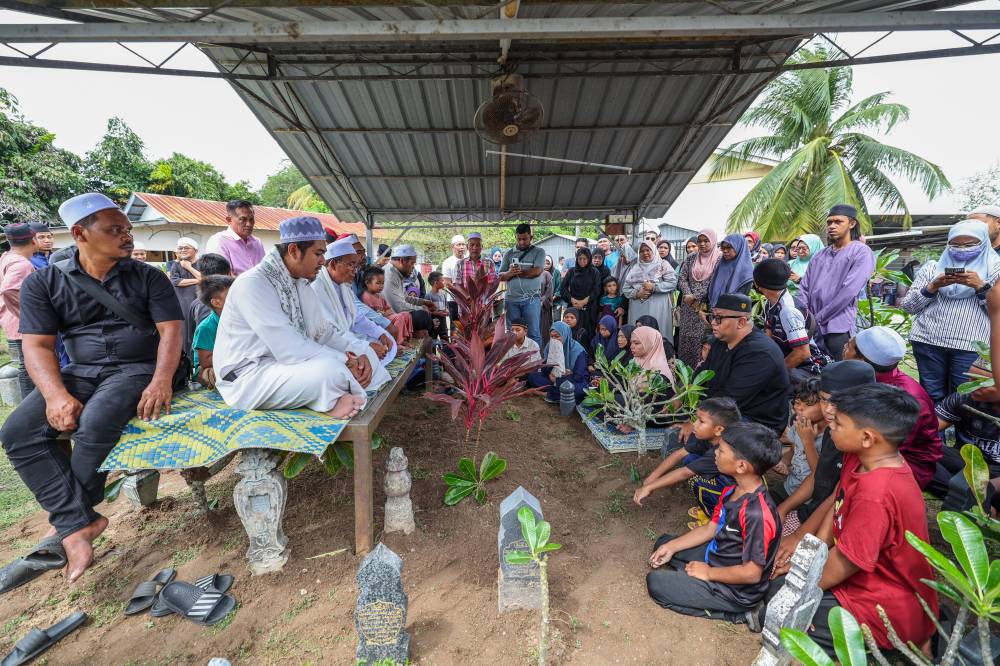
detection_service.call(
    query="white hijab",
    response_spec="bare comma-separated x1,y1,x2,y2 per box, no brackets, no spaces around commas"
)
625,240,667,287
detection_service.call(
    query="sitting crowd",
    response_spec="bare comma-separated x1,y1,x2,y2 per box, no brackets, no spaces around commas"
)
1,191,999,662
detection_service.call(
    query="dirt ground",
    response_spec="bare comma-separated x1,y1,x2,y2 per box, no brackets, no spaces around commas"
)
0,395,764,665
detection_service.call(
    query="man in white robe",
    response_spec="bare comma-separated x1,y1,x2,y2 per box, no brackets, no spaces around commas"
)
214,217,379,419
312,236,397,369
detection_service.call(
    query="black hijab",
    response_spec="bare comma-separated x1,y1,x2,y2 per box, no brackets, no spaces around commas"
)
618,324,636,364
591,249,612,281
657,241,679,269
566,248,602,300
634,315,675,358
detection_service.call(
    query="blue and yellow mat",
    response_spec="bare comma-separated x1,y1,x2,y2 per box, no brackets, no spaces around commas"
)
100,348,417,472
576,404,668,454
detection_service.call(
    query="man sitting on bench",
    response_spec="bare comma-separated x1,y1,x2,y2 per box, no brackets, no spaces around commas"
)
0,192,183,582
213,216,378,419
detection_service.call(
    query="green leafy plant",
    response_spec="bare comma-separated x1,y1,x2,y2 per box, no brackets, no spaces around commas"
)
505,506,562,666
442,452,507,506
283,440,357,480
958,341,993,395
778,444,1000,666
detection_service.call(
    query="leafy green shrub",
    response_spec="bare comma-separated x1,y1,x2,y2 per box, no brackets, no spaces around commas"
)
442,452,507,506
505,505,561,666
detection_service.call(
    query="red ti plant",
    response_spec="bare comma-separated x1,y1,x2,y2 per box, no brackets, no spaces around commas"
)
425,261,541,441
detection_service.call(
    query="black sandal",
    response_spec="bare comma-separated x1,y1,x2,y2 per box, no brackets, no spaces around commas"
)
124,568,176,616
149,572,233,617
156,581,235,626
0,611,86,666
0,536,67,595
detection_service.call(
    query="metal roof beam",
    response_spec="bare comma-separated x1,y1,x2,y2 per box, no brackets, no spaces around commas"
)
274,122,732,134
310,170,680,179
4,12,1000,44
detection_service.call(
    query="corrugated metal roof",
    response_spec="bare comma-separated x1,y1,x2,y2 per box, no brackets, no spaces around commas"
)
127,192,369,236
23,1,972,222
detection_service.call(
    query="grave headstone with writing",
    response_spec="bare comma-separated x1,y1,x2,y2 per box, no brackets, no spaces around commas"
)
355,543,409,664
498,486,543,613
752,534,830,666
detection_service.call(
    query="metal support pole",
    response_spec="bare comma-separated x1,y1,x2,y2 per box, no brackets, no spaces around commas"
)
365,211,375,259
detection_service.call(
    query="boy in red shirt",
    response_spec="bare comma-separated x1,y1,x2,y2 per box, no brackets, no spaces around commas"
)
806,383,938,656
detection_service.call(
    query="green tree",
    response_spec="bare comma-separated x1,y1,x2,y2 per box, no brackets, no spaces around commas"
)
286,183,331,213
957,162,1000,213
147,152,227,200
710,47,950,240
222,179,261,205
259,160,308,207
82,116,152,204
0,88,84,224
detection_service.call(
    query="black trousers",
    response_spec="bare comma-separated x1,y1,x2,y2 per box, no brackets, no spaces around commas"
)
928,445,1000,512
7,339,36,401
0,368,150,537
646,534,751,623
820,332,851,362
409,308,434,334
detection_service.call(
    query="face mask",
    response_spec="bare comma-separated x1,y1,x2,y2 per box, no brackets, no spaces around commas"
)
949,245,983,262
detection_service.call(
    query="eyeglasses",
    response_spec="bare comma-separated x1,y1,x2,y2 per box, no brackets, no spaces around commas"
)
948,241,982,250
709,314,745,324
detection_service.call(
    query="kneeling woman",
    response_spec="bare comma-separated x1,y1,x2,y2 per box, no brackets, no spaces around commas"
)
616,326,677,433
527,321,591,404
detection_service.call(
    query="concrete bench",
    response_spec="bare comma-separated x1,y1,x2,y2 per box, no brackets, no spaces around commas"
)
114,340,432,573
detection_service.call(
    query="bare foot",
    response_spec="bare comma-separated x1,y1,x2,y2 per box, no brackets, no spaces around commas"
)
326,395,364,419
62,515,108,583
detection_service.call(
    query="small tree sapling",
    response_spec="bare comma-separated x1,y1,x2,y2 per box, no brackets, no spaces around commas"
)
505,506,562,666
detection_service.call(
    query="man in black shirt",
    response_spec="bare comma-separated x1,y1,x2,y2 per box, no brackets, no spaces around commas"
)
0,192,183,582
701,293,790,434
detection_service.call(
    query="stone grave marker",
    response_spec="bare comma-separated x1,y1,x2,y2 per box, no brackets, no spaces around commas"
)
383,447,415,535
498,486,543,613
752,533,830,666
356,543,409,664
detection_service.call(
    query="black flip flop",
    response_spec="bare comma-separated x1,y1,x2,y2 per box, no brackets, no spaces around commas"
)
149,572,233,618
0,536,68,595
124,568,176,616
0,610,86,666
156,581,235,626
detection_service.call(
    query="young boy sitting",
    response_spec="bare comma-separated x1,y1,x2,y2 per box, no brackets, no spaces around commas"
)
646,421,782,631
426,271,450,340
634,398,741,527
772,377,826,535
192,275,234,389
500,318,541,365
786,383,938,658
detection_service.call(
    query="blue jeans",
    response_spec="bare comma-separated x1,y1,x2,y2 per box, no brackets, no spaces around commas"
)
911,340,980,404
506,296,542,346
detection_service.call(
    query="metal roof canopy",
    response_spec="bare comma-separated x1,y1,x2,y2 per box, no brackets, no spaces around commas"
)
2,1,991,231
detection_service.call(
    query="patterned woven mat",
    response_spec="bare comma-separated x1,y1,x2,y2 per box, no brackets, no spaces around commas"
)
100,348,418,472
576,404,669,454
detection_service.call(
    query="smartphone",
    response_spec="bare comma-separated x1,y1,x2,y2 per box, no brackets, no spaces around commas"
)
945,267,966,276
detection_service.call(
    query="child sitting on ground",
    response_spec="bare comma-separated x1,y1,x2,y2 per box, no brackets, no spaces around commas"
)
774,383,937,658
362,266,414,346
192,275,235,389
772,378,826,535
500,318,541,365
599,276,625,326
634,397,741,527
646,421,782,631
588,315,620,372
561,307,591,353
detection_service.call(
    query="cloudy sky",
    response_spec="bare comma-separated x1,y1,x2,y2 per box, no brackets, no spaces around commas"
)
1,3,999,214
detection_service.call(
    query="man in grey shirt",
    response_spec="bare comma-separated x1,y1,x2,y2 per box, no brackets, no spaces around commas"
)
383,244,434,334
499,223,546,345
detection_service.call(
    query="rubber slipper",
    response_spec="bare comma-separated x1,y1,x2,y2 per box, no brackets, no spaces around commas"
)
0,536,68,595
124,568,176,616
156,581,235,626
150,572,233,617
0,610,86,666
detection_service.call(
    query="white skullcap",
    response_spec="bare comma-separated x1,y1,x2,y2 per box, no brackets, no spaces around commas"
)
177,237,199,250
855,326,906,367
969,205,1000,218
325,237,358,261
132,241,146,251
58,192,119,227
451,234,465,246
339,234,360,245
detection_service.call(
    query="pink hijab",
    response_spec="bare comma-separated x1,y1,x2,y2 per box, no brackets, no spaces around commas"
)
632,326,673,381
690,228,722,282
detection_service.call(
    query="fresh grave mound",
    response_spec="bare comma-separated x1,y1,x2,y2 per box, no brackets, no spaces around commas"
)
576,403,667,453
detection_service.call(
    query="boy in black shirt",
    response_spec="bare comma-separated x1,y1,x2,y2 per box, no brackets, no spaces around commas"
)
646,421,782,630
634,398,741,526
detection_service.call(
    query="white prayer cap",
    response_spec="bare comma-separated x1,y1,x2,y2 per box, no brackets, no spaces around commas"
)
58,192,119,227
325,237,358,261
969,205,1000,218
339,234,360,245
450,234,465,246
176,237,199,250
392,244,417,258
132,241,146,251
855,326,906,367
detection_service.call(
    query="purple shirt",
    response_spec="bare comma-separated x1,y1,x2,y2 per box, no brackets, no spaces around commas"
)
205,228,265,276
799,241,874,336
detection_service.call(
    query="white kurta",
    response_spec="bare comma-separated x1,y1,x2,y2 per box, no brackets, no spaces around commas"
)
311,268,397,366
214,261,383,412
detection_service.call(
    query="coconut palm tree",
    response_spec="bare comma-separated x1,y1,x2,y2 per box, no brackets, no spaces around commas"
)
710,47,950,240
286,183,331,213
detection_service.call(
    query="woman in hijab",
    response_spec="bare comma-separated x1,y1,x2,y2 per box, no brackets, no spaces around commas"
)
614,325,676,433
562,306,591,353
560,247,603,342
744,231,763,262
677,229,721,367
657,240,679,269
771,244,787,261
539,256,555,347
684,237,699,257
616,324,636,364
591,249,612,282
636,314,675,359
705,233,754,309
490,247,504,274
787,233,823,294
545,254,563,322
590,314,620,366
526,321,590,404
901,219,1000,403
624,241,678,347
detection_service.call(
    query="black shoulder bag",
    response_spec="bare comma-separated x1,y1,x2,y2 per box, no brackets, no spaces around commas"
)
54,261,192,391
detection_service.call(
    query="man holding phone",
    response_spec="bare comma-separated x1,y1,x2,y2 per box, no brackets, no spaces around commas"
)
500,223,546,346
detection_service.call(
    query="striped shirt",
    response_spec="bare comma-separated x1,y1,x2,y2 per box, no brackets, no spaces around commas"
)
900,260,999,351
